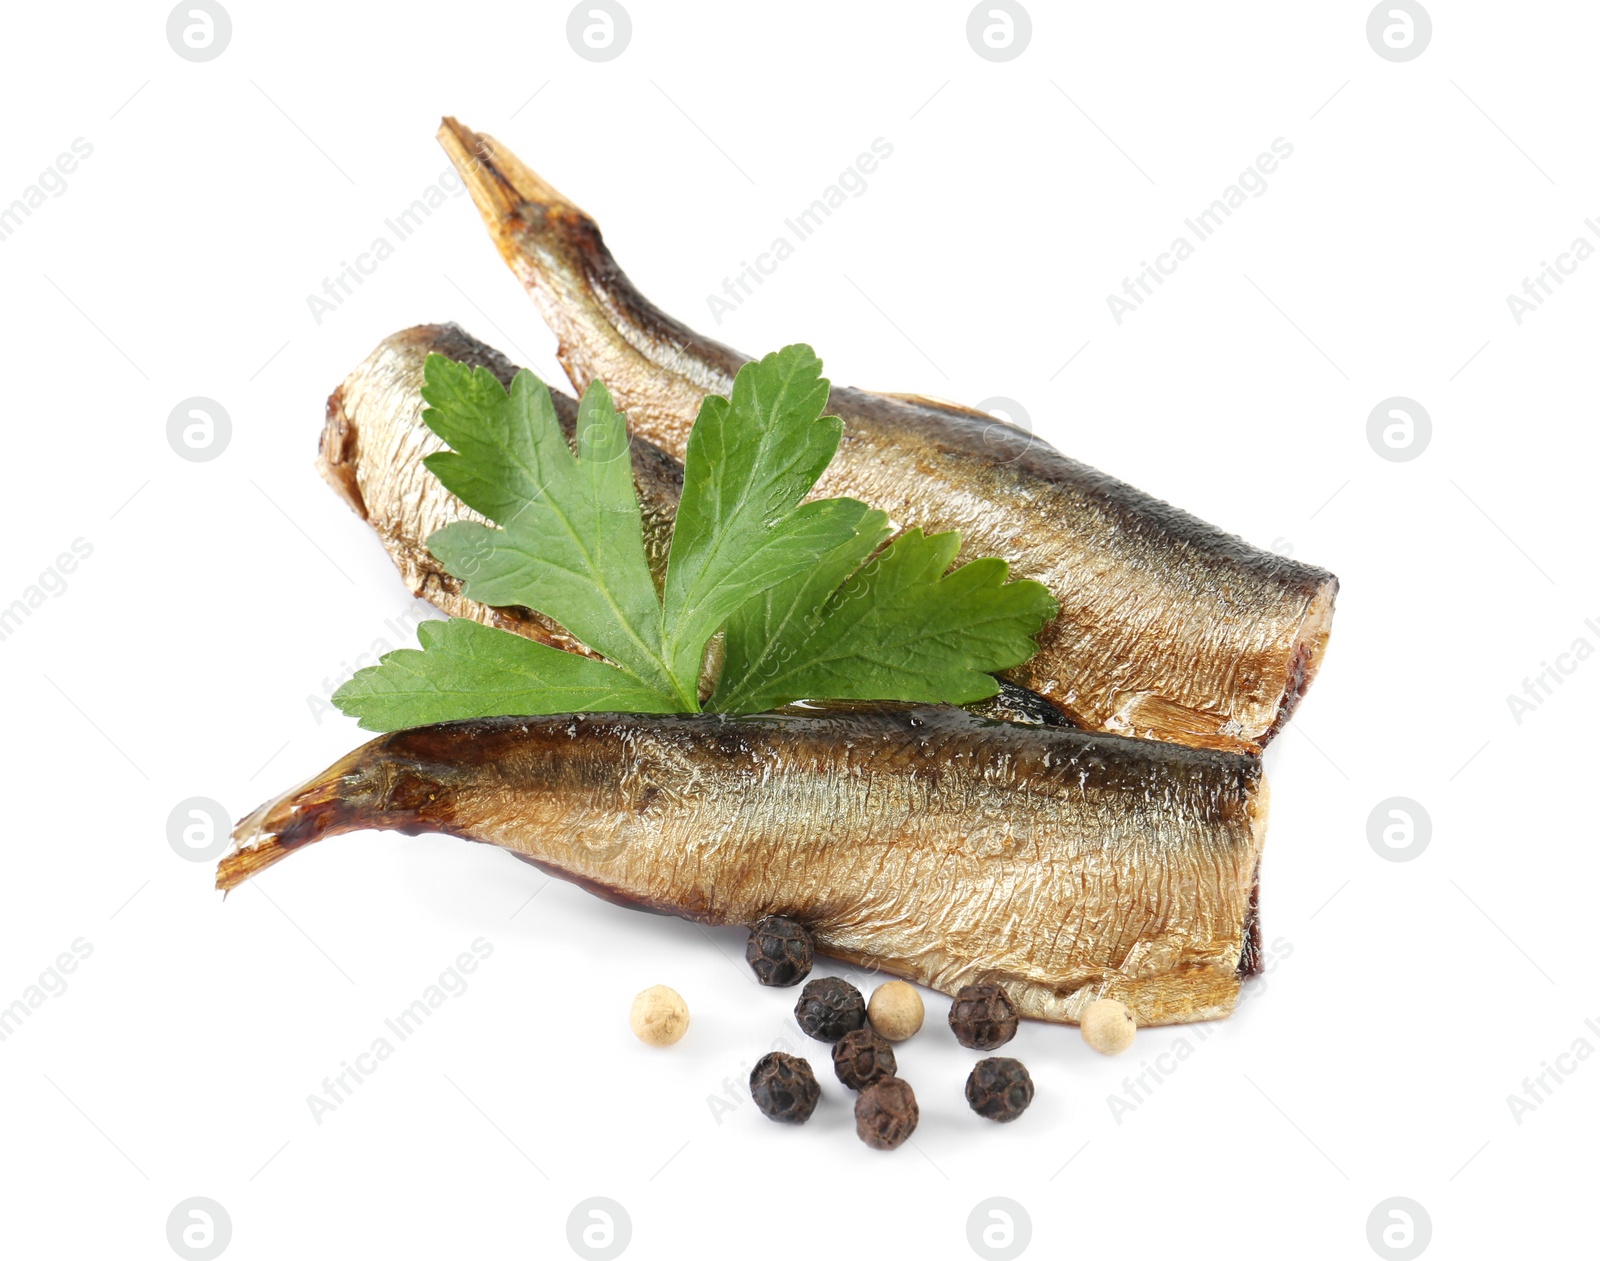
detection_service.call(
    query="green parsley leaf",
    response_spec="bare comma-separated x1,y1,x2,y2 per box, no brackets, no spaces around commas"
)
332,618,679,732
658,344,874,693
332,343,1059,732
421,363,680,703
335,346,871,726
708,528,1060,714
708,499,892,708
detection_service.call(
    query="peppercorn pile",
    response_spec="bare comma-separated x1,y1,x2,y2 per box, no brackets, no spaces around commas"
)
630,915,1142,1150
742,918,1062,1148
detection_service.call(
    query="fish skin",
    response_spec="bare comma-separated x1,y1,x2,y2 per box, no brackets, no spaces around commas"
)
323,324,1070,727
218,705,1267,1027
436,118,1338,754
320,323,684,658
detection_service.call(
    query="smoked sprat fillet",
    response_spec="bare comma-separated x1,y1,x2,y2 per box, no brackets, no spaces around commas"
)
435,117,1337,754
319,322,684,659
219,706,1268,1027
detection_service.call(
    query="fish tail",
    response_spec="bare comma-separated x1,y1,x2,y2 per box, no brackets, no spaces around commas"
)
436,115,584,269
435,117,741,448
216,753,375,893
217,726,503,895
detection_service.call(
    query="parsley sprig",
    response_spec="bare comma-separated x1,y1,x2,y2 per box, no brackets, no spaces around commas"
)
333,345,1057,730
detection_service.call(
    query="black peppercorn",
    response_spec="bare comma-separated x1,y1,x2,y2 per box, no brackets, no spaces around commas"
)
748,1052,820,1123
831,1028,896,1090
794,976,866,1042
744,915,815,987
854,1076,919,1150
947,983,1018,1050
964,1057,1034,1122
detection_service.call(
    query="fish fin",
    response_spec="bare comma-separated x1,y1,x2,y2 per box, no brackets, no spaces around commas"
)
878,391,999,419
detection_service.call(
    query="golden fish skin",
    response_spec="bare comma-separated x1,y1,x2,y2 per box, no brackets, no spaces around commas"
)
436,118,1337,755
320,323,684,657
219,706,1268,1027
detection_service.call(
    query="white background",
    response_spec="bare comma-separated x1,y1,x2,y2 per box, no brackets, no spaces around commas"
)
1,2,1593,1258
